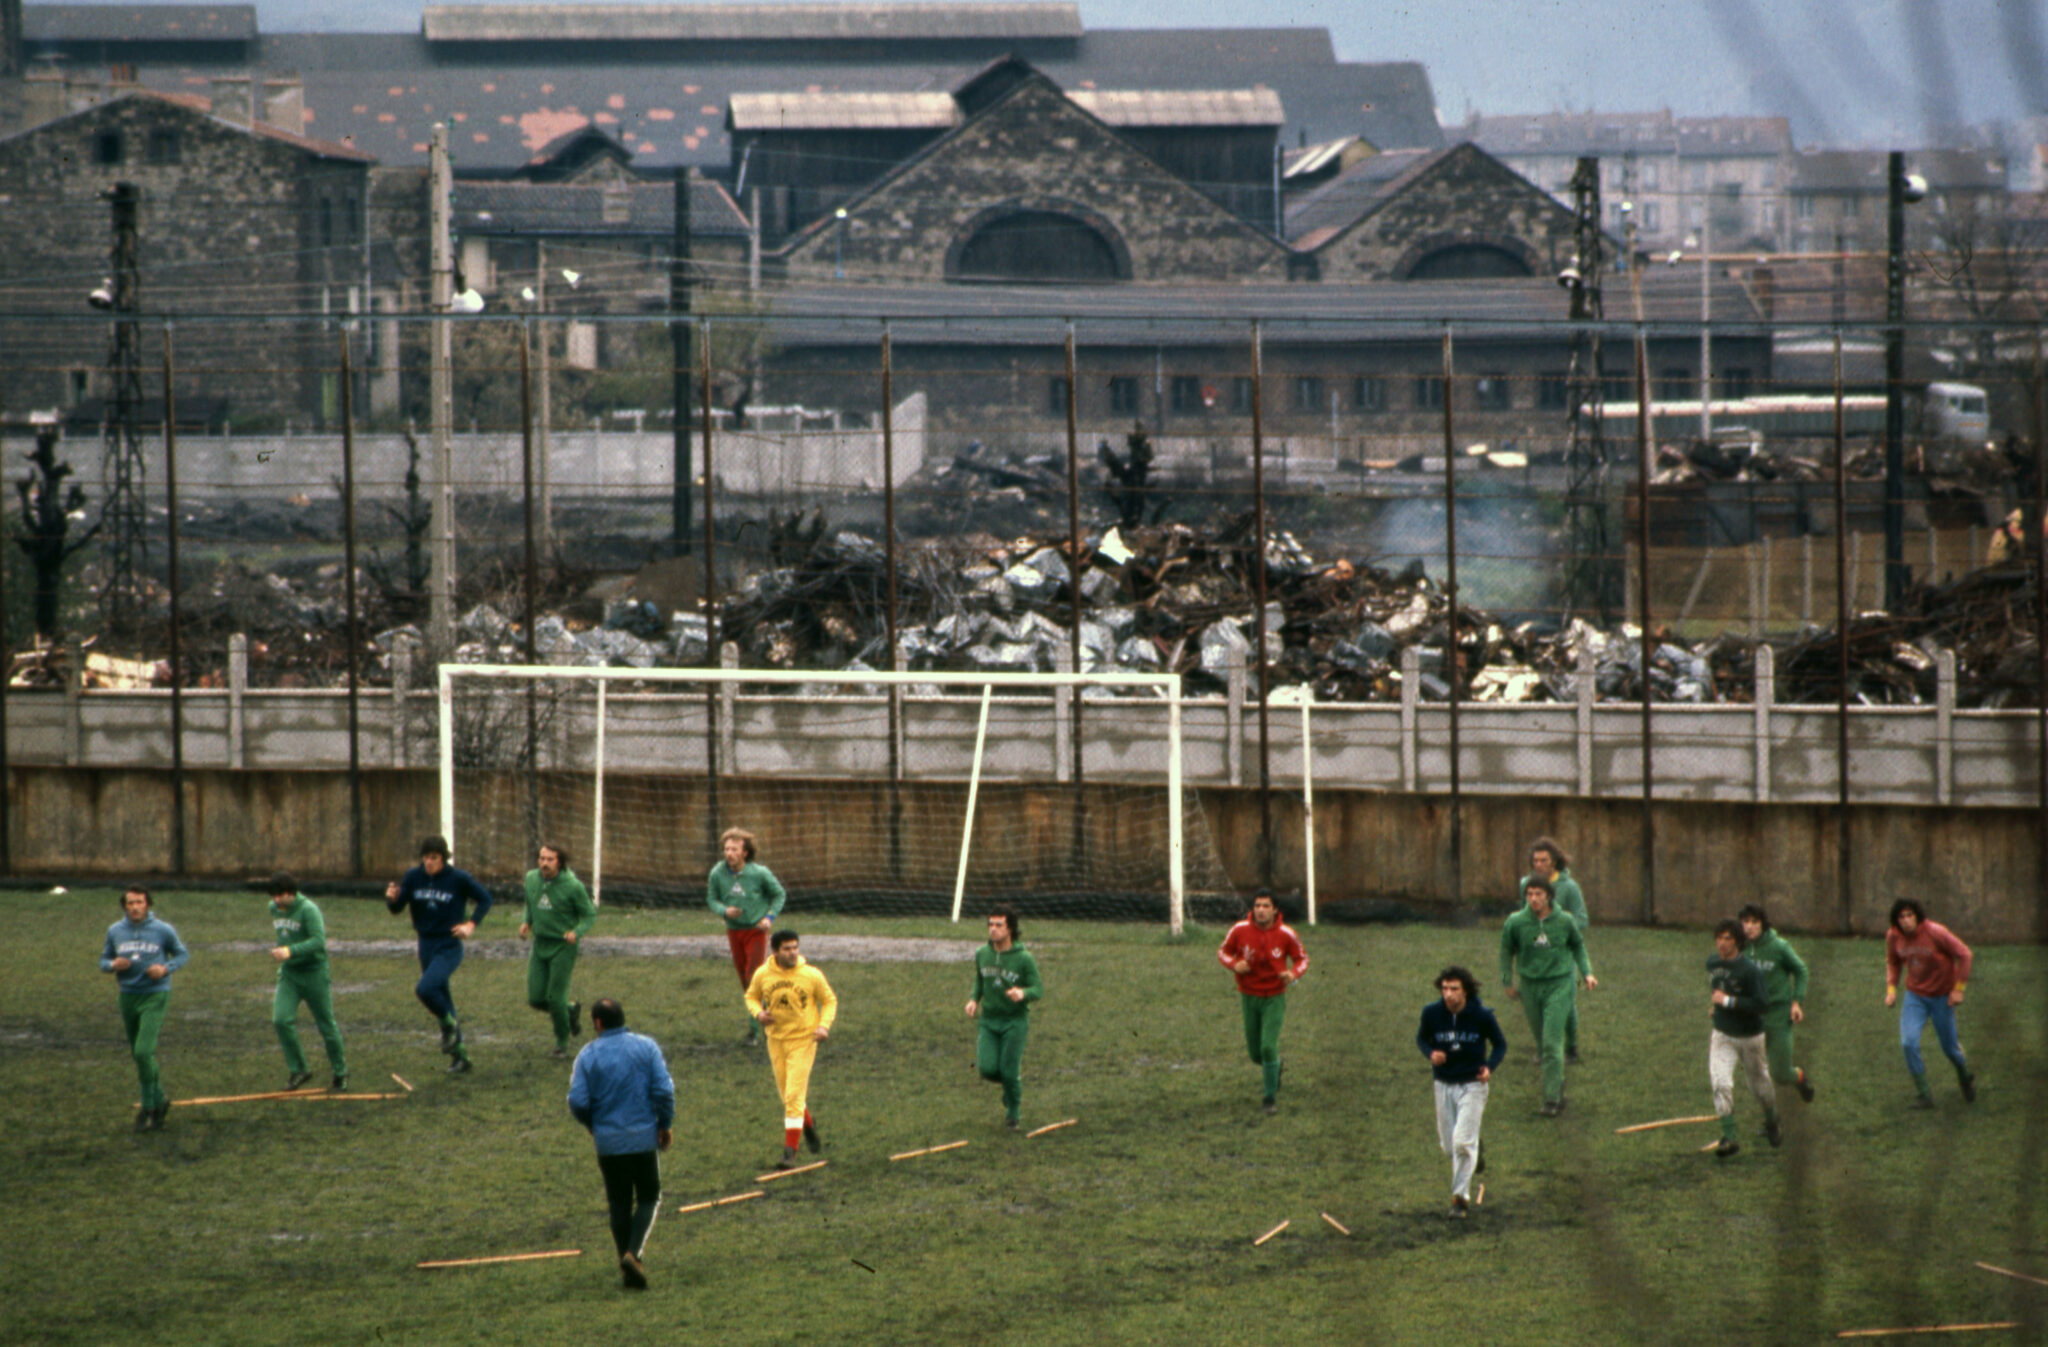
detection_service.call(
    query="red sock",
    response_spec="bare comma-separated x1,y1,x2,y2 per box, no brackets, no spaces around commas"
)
784,1127,801,1149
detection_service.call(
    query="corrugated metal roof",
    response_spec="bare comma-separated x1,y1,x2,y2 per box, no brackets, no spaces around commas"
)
23,4,256,42
422,4,1083,44
0,87,374,162
1068,88,1283,128
1283,146,1436,242
456,178,750,236
1284,135,1361,180
1789,148,2007,194
751,274,1764,346
728,91,961,131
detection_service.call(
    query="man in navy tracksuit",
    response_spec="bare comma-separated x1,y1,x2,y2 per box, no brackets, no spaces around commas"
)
1415,964,1507,1219
385,834,494,1073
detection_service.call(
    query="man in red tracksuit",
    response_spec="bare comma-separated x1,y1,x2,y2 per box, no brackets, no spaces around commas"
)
1217,889,1308,1116
1883,899,1975,1108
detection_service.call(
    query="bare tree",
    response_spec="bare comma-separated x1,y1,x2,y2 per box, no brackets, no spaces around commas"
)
14,427,100,639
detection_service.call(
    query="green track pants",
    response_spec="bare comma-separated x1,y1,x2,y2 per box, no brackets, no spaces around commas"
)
1516,975,1576,1105
976,1017,1029,1123
119,990,170,1111
274,969,347,1078
526,941,581,1049
1240,992,1288,1100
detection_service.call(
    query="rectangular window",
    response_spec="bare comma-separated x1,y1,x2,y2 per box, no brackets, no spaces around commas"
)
1658,368,1692,400
1603,373,1635,403
1048,377,1069,416
1170,375,1205,414
319,198,334,248
1353,376,1386,411
94,130,123,165
1722,367,1752,399
1231,377,1254,414
146,128,180,165
1414,376,1444,411
1538,374,1570,409
1796,196,1814,221
1292,376,1325,412
1108,376,1141,415
1640,161,1661,190
1473,375,1512,410
1640,201,1661,231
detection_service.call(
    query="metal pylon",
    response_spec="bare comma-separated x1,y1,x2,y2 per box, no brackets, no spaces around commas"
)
99,181,148,639
1561,156,1616,621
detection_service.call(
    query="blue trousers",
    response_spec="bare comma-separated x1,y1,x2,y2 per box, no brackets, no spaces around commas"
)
415,935,465,1020
1899,990,1967,1078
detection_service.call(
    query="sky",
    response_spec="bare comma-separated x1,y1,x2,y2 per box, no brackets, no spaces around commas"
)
207,0,2048,146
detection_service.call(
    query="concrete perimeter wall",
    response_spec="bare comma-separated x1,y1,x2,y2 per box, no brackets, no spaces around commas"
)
7,768,2040,942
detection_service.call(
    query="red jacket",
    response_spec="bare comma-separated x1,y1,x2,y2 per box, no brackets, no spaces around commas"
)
1218,918,1307,998
1886,920,1972,999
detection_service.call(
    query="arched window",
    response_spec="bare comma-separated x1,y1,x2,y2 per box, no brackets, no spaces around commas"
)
1405,243,1535,280
951,210,1124,283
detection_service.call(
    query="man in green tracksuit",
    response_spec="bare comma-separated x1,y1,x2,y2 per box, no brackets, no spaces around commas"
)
1519,837,1588,1062
708,827,788,1042
1739,903,1815,1102
964,905,1043,1129
1499,876,1595,1116
268,872,348,1091
522,842,597,1058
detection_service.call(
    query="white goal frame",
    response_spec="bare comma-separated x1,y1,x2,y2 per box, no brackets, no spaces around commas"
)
438,663,1192,934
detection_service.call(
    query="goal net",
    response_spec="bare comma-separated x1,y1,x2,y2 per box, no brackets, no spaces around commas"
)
437,664,1241,933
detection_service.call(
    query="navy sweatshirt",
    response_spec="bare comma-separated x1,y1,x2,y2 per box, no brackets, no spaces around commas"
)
388,863,494,938
1416,998,1508,1083
1707,955,1769,1037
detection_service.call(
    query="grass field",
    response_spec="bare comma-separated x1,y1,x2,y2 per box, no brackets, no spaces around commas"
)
3,889,2045,1347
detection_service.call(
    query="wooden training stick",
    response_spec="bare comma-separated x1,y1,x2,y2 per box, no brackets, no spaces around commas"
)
391,1073,414,1093
1975,1262,2048,1288
1319,1212,1351,1236
672,1191,766,1215
416,1249,580,1270
171,1091,402,1107
1699,1140,1723,1152
1614,1115,1719,1135
757,1160,828,1183
1252,1219,1290,1247
889,1140,970,1162
1025,1118,1079,1139
1835,1324,2018,1339
1474,1184,1485,1206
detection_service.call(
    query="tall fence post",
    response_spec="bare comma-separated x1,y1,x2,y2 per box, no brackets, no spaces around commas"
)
1633,320,1654,925
1250,320,1272,885
519,321,542,858
1063,324,1087,877
228,633,248,770
340,328,364,876
1833,329,1854,934
162,324,186,876
1440,325,1463,909
1753,644,1773,803
1935,648,1954,808
700,315,719,851
1575,645,1594,797
882,324,903,885
2032,327,2047,932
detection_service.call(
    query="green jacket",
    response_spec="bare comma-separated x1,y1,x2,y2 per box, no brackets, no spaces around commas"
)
1744,928,1809,1007
971,943,1043,1021
270,894,329,974
1499,906,1591,988
1518,871,1587,931
706,860,787,930
524,868,596,943
1708,954,1769,1036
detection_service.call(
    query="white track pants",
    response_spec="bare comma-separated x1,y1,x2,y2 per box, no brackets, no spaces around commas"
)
1709,1028,1776,1118
1433,1078,1488,1200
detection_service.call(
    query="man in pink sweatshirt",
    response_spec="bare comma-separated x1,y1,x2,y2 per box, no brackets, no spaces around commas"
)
1883,899,1975,1108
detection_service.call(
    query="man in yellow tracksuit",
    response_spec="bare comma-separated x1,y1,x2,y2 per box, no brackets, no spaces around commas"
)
744,929,837,1170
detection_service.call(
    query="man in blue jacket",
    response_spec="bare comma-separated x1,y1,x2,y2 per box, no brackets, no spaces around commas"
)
569,998,675,1290
1416,965,1506,1219
100,886,190,1131
385,834,494,1073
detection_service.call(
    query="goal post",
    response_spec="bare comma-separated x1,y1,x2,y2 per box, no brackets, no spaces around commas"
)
436,662,1233,935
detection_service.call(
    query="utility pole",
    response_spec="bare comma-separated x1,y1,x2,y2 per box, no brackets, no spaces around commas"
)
1882,149,1909,611
1697,212,1712,442
428,123,456,651
535,239,553,552
1561,156,1613,620
671,166,693,557
99,181,147,641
